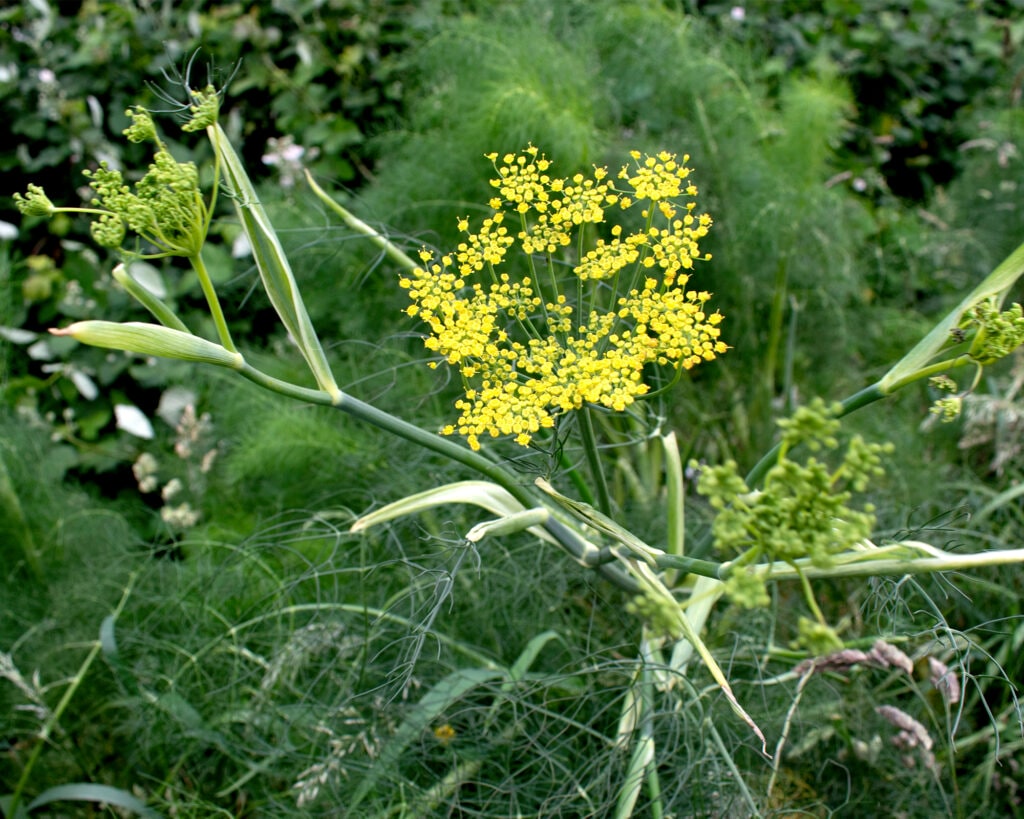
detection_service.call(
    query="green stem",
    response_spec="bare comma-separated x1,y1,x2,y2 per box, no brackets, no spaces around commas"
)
189,252,237,353
794,563,827,626
579,406,612,516
647,553,726,578
881,353,975,394
236,363,640,593
304,171,419,273
750,546,1024,581
762,257,787,406
745,350,978,492
112,265,190,333
7,574,137,817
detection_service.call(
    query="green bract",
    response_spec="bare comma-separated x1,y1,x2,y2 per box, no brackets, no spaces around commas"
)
50,321,243,368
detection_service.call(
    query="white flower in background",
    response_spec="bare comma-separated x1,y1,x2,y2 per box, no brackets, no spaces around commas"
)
730,6,746,21
161,478,183,501
262,135,320,189
161,502,201,529
132,452,159,493
156,386,198,428
115,403,155,439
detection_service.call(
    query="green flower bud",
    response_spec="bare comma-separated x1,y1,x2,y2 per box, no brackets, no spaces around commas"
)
182,85,219,132
970,300,1024,364
929,374,957,392
795,616,843,655
123,106,157,143
90,213,127,248
50,321,244,369
22,273,54,302
929,395,962,422
722,567,770,609
13,184,55,217
625,590,683,639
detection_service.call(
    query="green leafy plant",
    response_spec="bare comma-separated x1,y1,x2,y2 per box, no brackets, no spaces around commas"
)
9,80,1024,816
698,0,1018,200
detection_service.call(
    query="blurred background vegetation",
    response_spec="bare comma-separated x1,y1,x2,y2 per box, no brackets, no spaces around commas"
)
3,0,1024,816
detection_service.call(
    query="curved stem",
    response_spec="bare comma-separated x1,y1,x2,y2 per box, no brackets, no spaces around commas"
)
236,363,641,592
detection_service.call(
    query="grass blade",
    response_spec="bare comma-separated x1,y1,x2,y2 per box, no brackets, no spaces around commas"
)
25,783,159,817
348,668,505,811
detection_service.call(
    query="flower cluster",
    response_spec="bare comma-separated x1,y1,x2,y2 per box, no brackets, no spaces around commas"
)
928,298,1024,422
129,401,219,532
696,399,893,609
401,146,725,450
14,101,215,260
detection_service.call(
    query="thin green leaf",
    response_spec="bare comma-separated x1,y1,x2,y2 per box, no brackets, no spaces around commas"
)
26,783,159,817
351,480,559,545
535,478,663,564
508,630,564,683
348,668,505,810
632,563,767,755
465,508,551,542
974,481,1024,523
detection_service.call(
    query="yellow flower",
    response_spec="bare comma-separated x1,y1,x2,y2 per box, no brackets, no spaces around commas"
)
402,147,725,450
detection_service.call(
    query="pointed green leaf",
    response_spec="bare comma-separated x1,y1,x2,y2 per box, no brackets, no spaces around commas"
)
209,124,341,401
465,508,551,542
535,478,663,564
351,480,560,545
26,783,159,818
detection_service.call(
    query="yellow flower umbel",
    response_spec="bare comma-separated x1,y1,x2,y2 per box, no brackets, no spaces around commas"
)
401,146,726,451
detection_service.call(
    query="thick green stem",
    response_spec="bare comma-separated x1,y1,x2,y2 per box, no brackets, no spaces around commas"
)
236,363,641,593
579,406,612,516
752,546,1024,581
189,252,236,353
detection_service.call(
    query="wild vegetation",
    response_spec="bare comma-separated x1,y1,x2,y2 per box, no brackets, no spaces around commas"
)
3,1,1024,816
